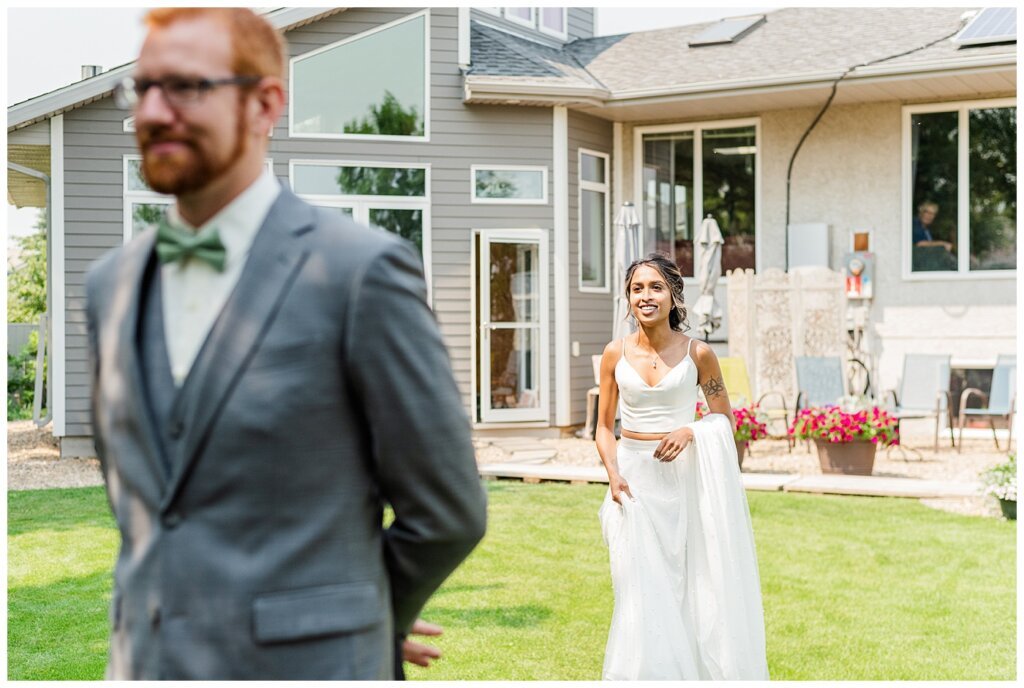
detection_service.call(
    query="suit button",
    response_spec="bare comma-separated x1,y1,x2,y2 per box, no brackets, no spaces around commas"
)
162,512,182,529
150,605,161,628
169,421,184,439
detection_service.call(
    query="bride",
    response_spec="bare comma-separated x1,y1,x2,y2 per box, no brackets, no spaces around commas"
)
595,253,769,680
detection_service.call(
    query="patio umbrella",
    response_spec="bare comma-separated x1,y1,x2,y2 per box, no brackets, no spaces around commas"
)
693,214,724,342
612,202,642,342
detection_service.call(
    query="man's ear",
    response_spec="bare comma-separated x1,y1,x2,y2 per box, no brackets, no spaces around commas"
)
252,76,286,138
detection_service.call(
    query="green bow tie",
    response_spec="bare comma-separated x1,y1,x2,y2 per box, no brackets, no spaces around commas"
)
155,219,227,272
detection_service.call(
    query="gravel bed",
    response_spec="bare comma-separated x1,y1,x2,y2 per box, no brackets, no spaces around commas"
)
7,420,103,491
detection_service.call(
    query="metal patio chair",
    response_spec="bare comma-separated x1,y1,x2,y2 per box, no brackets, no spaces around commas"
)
958,354,1016,452
795,356,847,410
720,356,792,452
883,354,955,455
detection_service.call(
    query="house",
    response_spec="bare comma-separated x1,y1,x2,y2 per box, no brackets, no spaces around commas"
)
6,7,1016,456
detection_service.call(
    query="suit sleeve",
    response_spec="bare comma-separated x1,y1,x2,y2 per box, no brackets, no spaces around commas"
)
85,266,107,468
344,240,487,634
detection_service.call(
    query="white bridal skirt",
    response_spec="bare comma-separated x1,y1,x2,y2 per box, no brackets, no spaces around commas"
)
599,414,769,681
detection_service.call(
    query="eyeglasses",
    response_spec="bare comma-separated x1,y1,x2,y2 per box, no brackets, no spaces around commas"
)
113,75,262,110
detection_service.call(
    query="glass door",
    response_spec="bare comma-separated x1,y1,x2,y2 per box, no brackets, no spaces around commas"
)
478,230,548,423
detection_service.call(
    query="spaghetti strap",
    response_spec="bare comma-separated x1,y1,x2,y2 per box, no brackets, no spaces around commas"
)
620,337,627,360
686,337,694,359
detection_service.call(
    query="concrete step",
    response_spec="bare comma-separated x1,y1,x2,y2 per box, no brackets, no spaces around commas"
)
783,474,983,499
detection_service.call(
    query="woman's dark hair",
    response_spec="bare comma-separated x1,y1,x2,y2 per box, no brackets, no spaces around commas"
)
623,253,689,332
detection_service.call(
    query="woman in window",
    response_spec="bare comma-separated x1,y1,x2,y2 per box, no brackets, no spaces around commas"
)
594,253,768,680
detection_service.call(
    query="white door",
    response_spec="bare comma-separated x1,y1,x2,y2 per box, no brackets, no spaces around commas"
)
479,230,549,423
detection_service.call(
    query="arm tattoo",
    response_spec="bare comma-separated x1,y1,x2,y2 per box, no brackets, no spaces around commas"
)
701,375,726,399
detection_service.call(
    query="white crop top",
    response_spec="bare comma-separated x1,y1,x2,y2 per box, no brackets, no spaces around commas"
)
615,337,699,433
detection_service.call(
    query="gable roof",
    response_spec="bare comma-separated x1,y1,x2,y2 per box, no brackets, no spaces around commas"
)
467,7,1016,105
7,7,344,131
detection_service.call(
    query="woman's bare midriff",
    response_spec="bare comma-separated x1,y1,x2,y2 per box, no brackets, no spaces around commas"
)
620,429,669,441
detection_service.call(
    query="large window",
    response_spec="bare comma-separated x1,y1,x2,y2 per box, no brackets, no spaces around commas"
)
906,101,1016,276
638,121,758,277
504,7,535,28
291,160,431,294
290,11,428,140
578,149,609,291
539,8,567,39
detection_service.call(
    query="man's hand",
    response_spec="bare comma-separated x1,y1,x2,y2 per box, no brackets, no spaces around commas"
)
403,618,443,668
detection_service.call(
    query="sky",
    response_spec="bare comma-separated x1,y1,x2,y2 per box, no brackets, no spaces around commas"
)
5,5,773,238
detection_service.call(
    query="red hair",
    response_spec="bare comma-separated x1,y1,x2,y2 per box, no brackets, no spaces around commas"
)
144,8,286,79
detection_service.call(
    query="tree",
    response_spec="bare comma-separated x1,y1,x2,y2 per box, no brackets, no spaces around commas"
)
7,210,47,323
344,90,422,137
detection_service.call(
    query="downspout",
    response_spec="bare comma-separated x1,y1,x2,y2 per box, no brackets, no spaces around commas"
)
7,161,52,427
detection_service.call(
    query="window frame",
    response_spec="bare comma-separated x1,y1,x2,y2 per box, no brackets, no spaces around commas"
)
901,98,1017,281
577,148,610,293
633,117,762,279
538,7,568,40
470,164,549,205
289,158,433,304
288,9,431,142
503,7,536,29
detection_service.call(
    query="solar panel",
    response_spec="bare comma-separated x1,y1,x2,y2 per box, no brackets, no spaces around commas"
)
688,15,766,47
954,7,1016,46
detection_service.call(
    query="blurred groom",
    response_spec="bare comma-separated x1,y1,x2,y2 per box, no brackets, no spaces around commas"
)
86,7,485,680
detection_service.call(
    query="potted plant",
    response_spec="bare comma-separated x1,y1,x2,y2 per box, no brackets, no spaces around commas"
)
695,401,768,467
788,404,900,476
980,453,1016,520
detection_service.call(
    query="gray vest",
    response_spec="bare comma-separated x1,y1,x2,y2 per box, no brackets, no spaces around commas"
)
136,258,183,477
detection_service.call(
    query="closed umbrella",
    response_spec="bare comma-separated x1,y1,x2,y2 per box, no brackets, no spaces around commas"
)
693,214,724,341
612,202,642,342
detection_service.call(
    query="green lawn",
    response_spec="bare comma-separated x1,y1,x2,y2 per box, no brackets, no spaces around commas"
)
8,483,1016,680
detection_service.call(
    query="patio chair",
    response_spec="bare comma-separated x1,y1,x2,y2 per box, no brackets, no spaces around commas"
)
883,354,955,454
582,355,602,440
794,356,846,410
958,354,1016,452
720,356,792,452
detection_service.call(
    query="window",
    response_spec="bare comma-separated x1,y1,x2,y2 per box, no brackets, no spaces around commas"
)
471,165,548,204
290,11,428,140
290,161,431,290
539,8,567,39
123,157,275,243
504,7,535,28
638,121,758,277
578,149,609,291
123,155,172,242
905,101,1016,276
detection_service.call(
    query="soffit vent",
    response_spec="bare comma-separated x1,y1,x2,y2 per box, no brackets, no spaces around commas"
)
688,15,766,47
953,7,1016,47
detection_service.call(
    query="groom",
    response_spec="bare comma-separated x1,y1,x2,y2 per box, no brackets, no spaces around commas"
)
86,7,486,680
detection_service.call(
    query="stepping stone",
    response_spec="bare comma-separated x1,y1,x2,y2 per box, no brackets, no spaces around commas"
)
741,473,800,492
784,474,983,499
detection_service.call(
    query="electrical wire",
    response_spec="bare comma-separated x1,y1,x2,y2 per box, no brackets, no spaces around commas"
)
783,19,970,270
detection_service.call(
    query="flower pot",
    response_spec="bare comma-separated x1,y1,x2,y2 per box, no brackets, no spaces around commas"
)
735,439,747,468
998,498,1016,520
813,439,877,476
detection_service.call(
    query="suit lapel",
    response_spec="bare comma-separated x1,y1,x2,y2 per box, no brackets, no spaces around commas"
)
161,191,314,510
106,229,170,495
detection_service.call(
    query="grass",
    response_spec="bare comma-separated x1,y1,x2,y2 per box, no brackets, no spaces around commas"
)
7,483,1016,680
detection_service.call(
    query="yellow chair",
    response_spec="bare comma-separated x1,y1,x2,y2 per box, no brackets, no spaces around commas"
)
719,356,793,451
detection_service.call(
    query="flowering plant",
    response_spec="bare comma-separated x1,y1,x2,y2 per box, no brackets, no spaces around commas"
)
695,401,768,444
788,406,900,446
981,453,1016,502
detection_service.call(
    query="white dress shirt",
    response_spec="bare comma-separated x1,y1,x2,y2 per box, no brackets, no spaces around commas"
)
160,170,281,386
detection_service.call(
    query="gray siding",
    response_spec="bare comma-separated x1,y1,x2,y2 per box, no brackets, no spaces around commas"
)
567,8,595,40
63,100,139,435
62,7,560,436
567,110,613,425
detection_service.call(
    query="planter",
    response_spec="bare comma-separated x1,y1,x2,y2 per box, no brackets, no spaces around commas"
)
735,440,747,468
813,439,877,476
998,498,1016,520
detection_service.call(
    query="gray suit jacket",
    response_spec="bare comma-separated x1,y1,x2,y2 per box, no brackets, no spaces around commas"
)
85,189,486,680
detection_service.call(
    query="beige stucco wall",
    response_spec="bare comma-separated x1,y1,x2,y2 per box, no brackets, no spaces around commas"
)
620,99,1016,393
